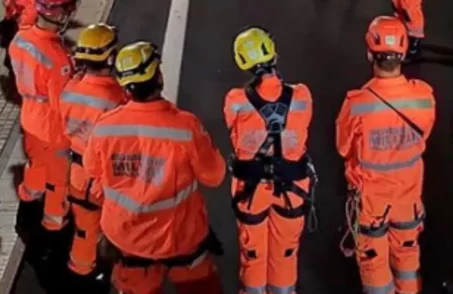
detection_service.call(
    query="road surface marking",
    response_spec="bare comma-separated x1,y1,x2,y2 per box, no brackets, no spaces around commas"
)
161,0,190,103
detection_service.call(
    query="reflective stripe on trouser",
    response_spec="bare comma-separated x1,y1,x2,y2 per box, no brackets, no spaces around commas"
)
18,162,46,202
363,281,394,294
68,200,101,275
237,188,304,294
389,215,423,293
240,285,296,294
42,144,70,231
113,253,222,294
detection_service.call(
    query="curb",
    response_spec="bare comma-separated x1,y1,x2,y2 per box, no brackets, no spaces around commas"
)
0,1,116,292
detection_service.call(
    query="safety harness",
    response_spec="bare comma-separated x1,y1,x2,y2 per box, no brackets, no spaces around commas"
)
228,83,318,232
67,149,100,211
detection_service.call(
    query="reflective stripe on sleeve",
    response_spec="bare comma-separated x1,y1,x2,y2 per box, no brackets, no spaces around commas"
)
103,181,198,214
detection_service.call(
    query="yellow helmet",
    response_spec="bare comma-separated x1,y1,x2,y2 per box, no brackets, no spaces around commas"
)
233,27,277,71
74,23,118,62
115,41,161,87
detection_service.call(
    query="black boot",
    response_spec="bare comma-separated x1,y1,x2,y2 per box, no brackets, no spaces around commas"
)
65,267,111,294
404,37,422,63
15,200,44,240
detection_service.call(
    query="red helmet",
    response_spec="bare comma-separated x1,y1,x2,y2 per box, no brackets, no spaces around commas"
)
35,0,78,16
365,16,408,55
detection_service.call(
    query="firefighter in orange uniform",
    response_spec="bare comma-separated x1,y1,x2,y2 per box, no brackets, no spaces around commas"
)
8,0,78,249
83,41,226,294
391,0,424,62
336,16,435,294
59,23,124,291
224,27,318,294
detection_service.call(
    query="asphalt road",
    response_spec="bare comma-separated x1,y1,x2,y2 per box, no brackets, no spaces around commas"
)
11,0,453,293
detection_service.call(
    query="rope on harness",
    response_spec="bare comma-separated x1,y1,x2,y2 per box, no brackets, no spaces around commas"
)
339,187,360,257
306,158,319,233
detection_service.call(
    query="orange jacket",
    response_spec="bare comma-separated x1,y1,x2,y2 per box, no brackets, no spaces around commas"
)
83,99,226,259
224,75,312,161
9,25,73,144
60,74,125,155
3,0,37,28
60,73,125,201
336,75,435,193
223,75,313,212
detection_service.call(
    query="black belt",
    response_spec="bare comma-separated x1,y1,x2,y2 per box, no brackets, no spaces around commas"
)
120,229,223,268
230,156,309,182
70,149,83,166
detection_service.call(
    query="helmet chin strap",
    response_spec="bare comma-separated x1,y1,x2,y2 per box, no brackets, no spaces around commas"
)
39,12,72,35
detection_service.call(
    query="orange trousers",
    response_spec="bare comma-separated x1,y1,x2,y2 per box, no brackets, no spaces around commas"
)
356,194,424,294
67,163,102,276
112,254,223,294
19,131,69,231
234,180,308,294
391,0,424,38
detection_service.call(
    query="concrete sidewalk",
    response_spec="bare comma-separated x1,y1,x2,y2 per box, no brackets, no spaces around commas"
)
0,1,114,292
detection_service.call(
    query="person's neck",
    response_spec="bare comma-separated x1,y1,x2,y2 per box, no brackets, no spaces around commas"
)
36,19,59,33
373,67,401,78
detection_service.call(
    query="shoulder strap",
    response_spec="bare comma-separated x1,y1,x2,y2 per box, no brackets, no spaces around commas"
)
366,87,424,138
245,84,293,158
245,84,293,130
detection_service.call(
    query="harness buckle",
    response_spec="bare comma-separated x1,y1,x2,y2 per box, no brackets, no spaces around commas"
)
263,163,273,175
268,119,284,134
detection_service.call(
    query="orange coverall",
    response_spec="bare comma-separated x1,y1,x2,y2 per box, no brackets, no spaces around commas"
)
83,99,226,294
59,73,125,276
392,0,424,38
336,75,435,294
224,75,313,294
9,25,73,231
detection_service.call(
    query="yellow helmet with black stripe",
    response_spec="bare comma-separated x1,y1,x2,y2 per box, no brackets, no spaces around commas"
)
233,27,277,72
115,41,161,87
74,23,118,62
